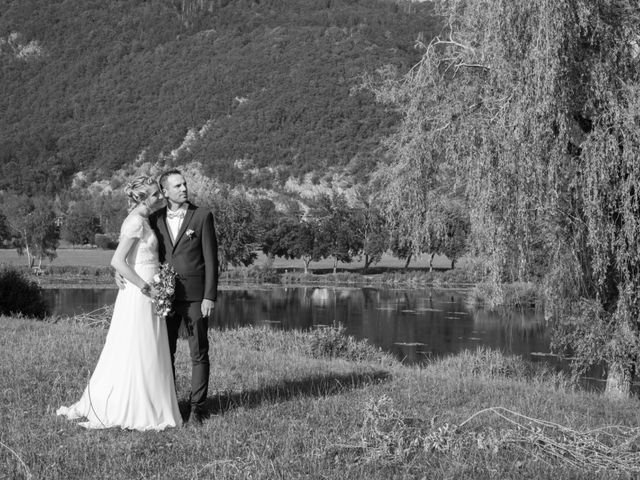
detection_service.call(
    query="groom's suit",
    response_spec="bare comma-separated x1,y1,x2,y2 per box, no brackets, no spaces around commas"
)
150,202,218,415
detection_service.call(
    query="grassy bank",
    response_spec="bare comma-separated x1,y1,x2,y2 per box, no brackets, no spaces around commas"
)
2,317,640,479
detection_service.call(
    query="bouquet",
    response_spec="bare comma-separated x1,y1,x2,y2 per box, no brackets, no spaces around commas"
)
151,263,176,317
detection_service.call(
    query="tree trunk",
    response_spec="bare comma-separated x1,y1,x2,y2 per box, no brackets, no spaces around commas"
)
264,253,275,269
25,242,33,268
604,318,635,399
333,257,338,275
363,254,371,274
429,252,435,272
451,258,456,269
404,254,412,269
605,361,634,399
303,258,311,275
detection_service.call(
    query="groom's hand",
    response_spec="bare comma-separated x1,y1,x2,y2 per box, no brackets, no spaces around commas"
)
114,271,126,289
201,299,215,318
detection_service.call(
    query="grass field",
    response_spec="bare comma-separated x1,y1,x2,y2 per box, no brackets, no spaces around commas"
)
0,248,453,271
2,316,640,479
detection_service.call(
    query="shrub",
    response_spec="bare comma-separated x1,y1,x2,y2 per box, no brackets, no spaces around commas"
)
307,324,393,363
0,267,49,318
222,265,281,283
467,281,542,309
453,255,491,282
94,233,118,250
280,272,319,284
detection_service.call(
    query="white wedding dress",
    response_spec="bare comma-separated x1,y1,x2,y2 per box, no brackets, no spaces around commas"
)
57,214,182,430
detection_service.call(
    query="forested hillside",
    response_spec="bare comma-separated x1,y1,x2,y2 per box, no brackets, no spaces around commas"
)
0,0,438,195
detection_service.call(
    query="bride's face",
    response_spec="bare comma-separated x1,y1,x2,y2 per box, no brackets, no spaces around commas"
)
145,184,165,211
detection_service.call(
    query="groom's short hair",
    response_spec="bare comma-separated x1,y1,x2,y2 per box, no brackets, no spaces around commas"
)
158,169,184,189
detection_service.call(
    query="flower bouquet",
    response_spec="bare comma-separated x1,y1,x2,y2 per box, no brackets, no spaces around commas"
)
151,263,176,317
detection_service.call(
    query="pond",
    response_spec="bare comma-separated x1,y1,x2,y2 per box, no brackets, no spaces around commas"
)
44,285,553,366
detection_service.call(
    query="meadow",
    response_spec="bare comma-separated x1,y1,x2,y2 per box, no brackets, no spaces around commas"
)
2,316,640,479
0,248,453,271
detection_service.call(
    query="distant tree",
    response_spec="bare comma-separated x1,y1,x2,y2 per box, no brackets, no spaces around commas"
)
438,200,470,269
254,198,284,258
1,195,60,268
207,192,258,271
389,235,414,269
0,212,12,246
352,189,388,272
62,200,103,245
263,216,324,274
422,199,471,270
262,216,296,262
92,192,129,235
312,194,363,274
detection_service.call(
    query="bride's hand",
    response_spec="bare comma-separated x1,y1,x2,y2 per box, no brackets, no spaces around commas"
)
149,285,161,298
140,283,153,297
141,283,160,298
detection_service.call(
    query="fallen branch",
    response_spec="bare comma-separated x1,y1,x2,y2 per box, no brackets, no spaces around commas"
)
349,397,640,473
0,440,32,480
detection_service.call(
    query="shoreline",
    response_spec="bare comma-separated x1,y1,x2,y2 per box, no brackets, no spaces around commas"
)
36,276,477,291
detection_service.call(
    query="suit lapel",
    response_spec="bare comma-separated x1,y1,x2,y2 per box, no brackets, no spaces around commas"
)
154,207,174,260
156,208,171,246
171,203,195,253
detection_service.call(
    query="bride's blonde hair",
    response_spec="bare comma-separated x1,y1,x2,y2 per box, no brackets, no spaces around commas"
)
124,176,157,210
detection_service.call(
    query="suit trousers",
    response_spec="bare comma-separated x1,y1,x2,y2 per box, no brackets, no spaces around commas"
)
166,300,210,413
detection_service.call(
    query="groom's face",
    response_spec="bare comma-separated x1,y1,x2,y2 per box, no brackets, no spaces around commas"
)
162,174,188,207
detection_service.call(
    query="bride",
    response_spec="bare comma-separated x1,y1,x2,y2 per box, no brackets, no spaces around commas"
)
57,176,182,430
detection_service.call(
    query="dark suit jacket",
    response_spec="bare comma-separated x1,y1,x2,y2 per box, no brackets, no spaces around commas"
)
149,202,219,302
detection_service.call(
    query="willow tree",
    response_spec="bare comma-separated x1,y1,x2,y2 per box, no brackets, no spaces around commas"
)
370,0,640,398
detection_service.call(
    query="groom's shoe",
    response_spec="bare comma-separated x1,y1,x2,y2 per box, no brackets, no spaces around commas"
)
179,403,191,423
190,411,205,426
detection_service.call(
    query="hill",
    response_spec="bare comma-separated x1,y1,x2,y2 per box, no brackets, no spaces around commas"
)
0,0,439,195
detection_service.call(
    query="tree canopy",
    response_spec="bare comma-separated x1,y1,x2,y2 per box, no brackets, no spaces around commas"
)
1,194,60,268
370,0,640,397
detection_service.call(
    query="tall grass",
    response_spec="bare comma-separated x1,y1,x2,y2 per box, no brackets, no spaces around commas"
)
2,317,640,479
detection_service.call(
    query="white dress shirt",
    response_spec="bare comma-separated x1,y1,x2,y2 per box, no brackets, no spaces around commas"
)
166,205,187,243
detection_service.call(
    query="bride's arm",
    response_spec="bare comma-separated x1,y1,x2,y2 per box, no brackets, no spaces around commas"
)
110,236,150,295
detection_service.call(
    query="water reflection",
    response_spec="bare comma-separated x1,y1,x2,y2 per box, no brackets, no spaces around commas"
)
44,288,117,316
354,288,548,364
44,286,550,366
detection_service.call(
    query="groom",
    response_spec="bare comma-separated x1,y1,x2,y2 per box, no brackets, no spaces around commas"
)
151,169,219,426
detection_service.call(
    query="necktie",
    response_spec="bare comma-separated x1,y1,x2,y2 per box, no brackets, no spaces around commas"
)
167,209,185,220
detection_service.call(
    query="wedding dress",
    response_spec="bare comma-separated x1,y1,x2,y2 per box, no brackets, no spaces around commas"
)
57,214,182,430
